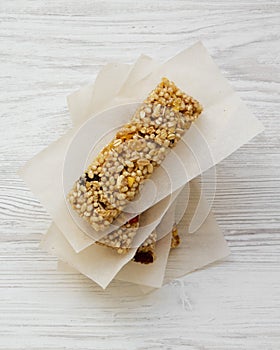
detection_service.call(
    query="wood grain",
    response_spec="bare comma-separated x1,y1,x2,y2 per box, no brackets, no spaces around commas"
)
0,0,280,349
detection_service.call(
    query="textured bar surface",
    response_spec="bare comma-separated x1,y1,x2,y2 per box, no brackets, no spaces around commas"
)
96,215,139,254
68,78,203,233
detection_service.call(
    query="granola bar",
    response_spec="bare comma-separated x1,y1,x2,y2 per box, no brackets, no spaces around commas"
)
68,78,203,251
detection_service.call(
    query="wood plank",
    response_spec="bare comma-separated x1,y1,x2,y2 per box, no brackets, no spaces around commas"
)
0,0,279,348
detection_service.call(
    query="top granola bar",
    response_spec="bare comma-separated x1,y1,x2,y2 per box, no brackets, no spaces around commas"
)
68,78,203,232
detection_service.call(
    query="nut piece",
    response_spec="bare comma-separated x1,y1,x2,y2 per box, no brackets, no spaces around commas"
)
127,176,135,187
171,224,180,248
137,159,150,166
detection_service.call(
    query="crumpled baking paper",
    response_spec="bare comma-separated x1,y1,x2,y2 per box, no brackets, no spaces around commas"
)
20,42,263,289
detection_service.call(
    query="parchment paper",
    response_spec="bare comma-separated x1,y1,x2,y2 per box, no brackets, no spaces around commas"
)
55,178,230,290
56,199,176,289
50,58,184,288
55,184,178,290
115,202,175,288
19,42,263,257
19,57,159,253
138,179,231,293
51,201,175,289
68,54,157,127
20,41,262,288
56,189,177,290
53,50,231,289
65,41,264,243
41,184,182,289
67,62,130,126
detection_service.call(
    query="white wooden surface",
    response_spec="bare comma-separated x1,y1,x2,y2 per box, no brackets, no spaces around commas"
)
1,1,280,349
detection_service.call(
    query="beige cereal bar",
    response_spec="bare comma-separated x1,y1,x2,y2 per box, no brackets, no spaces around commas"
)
68,78,203,252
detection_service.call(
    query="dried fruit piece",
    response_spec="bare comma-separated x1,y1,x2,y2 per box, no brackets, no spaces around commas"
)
133,229,157,264
128,215,139,225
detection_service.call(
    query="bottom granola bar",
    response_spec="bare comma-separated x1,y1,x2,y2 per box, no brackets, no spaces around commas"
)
96,218,180,260
96,215,139,254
